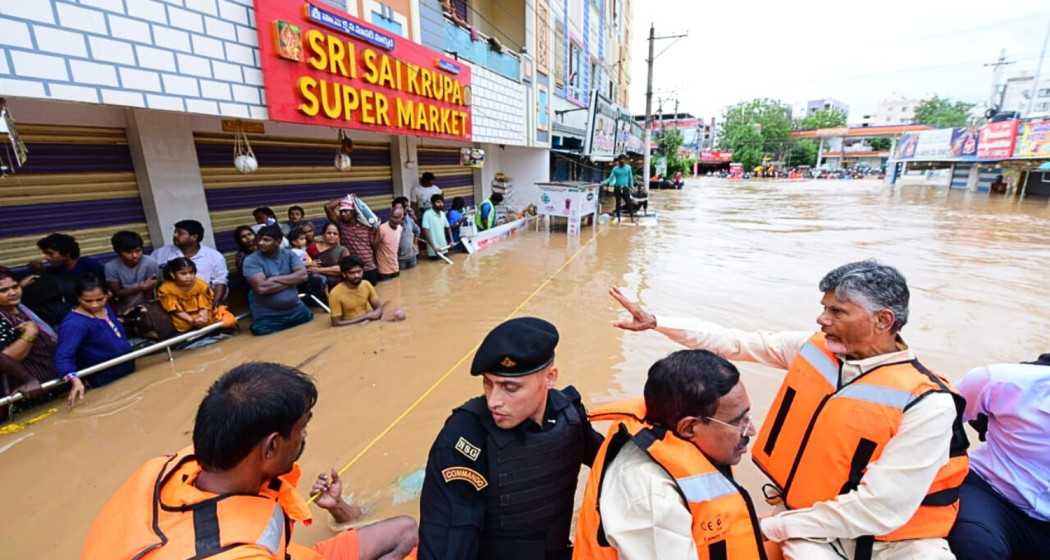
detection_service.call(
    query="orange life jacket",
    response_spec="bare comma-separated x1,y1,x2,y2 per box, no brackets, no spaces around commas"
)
752,333,970,542
81,447,320,560
574,400,767,560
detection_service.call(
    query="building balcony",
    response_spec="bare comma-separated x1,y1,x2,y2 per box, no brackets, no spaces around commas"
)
441,16,521,82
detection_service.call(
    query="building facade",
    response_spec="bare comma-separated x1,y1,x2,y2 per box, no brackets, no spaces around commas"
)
0,0,564,269
803,98,849,118
1000,75,1050,119
861,94,919,126
547,0,634,182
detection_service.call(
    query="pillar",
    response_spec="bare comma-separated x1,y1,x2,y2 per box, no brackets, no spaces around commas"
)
390,135,419,200
125,109,216,249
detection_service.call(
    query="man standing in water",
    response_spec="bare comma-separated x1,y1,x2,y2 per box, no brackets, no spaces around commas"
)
418,317,604,560
602,155,634,223
610,260,970,560
82,361,418,559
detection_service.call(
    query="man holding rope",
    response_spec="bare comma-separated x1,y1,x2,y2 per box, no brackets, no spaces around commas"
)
417,317,604,560
82,362,417,559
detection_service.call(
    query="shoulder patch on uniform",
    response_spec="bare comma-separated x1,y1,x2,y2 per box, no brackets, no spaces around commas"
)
454,437,481,461
442,467,488,491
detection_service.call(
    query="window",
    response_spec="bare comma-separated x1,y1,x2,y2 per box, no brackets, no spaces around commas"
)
1039,88,1050,98
569,40,583,100
554,20,565,90
365,1,405,37
535,0,550,75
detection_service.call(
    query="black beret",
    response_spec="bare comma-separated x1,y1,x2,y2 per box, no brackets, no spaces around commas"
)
470,317,559,377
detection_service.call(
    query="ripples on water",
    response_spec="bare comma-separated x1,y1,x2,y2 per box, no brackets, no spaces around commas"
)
3,178,1049,555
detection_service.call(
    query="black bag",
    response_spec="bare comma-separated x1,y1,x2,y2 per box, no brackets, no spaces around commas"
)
121,301,177,341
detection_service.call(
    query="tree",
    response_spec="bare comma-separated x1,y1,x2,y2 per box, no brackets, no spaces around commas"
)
913,96,974,128
796,108,847,130
719,98,793,166
868,137,892,151
657,127,684,160
786,139,819,167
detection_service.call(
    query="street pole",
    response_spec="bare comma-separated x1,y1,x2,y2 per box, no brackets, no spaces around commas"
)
642,23,656,194
1025,17,1050,117
641,25,687,194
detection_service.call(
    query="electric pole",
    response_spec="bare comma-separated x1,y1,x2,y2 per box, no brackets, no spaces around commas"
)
983,49,1014,112
642,24,687,194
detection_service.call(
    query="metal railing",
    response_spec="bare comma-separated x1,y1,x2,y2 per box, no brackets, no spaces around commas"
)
0,294,330,408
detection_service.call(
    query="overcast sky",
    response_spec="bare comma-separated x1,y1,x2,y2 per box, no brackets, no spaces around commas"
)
628,0,1050,122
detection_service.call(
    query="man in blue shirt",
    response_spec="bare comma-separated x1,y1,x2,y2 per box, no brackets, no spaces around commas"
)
242,225,313,336
602,155,634,223
475,193,504,232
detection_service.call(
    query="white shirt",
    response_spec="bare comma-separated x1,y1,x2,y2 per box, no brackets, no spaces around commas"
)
957,363,1050,521
656,317,956,544
599,439,699,560
412,184,442,210
151,244,229,286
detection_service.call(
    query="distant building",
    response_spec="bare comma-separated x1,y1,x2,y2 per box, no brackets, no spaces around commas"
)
1000,75,1050,118
861,95,920,126
804,98,850,118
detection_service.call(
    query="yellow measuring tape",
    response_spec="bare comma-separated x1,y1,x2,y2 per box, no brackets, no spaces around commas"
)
310,236,596,503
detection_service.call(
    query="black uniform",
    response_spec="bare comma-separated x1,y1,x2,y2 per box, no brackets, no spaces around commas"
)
417,317,604,560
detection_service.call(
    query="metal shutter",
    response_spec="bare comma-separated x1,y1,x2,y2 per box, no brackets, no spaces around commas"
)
0,124,150,268
417,145,478,205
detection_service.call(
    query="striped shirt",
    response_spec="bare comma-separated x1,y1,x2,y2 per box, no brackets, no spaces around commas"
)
337,221,377,271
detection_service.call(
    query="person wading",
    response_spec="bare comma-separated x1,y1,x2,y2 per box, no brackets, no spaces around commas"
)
81,361,417,560
610,260,970,560
574,349,770,560
417,317,604,560
474,192,504,232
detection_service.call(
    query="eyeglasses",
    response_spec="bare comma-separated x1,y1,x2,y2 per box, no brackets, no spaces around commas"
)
703,414,753,433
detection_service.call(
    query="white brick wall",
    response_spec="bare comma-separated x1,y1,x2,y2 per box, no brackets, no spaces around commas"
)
0,0,265,118
468,63,529,146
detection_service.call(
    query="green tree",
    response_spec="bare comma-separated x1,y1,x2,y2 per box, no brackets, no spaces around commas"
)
913,96,974,128
796,108,847,130
868,137,892,151
657,127,684,159
718,98,793,166
786,139,819,167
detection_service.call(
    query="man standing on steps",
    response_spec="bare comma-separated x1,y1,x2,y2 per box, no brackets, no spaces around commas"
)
418,317,604,560
610,260,970,560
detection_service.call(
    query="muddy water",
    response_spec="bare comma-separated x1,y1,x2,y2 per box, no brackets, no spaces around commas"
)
3,178,1050,557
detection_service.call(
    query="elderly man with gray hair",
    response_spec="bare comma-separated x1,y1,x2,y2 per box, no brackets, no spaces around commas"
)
611,260,969,560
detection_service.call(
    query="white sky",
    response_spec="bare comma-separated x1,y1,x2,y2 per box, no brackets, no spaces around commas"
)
628,0,1050,122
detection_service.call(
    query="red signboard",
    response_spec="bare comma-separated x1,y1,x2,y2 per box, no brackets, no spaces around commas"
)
700,150,732,162
977,120,1018,159
254,0,471,141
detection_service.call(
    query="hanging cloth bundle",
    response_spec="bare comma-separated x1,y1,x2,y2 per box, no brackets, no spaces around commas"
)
232,122,258,174
334,129,353,171
0,98,28,177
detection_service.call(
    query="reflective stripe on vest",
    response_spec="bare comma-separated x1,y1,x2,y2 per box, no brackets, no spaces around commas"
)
80,448,303,560
751,333,969,542
573,400,766,560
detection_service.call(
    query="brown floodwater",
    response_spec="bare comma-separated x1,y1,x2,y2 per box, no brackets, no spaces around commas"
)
3,178,1050,558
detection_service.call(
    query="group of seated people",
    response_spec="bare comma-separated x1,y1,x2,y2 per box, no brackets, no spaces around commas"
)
0,187,477,412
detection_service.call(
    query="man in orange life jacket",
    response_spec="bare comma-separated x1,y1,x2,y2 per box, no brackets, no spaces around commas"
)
574,349,769,559
81,362,418,560
610,260,970,560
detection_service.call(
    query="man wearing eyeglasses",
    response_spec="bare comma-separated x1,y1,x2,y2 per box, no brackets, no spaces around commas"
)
574,349,769,560
608,260,970,560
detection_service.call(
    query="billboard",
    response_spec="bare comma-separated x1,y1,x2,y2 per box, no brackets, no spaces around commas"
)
896,128,976,160
254,0,472,141
949,128,978,158
977,120,1019,159
1013,118,1050,158
586,92,617,160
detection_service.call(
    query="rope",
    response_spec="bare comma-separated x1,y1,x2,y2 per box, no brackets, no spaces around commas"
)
309,234,597,503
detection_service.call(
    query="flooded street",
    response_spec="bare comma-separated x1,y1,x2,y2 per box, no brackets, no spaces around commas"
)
4,178,1050,557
